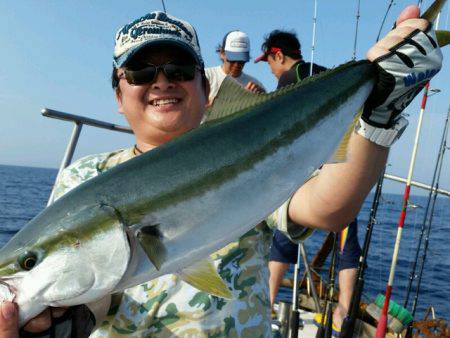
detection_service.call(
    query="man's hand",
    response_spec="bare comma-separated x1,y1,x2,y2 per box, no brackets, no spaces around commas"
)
0,302,18,338
288,5,442,232
245,81,265,94
363,5,442,127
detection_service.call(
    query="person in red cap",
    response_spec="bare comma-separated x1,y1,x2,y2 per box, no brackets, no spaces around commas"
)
255,30,326,88
206,30,265,105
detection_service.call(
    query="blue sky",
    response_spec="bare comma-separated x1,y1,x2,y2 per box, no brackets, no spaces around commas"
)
0,0,449,195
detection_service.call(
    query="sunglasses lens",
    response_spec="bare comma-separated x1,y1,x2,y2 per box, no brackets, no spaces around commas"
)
164,64,196,81
124,64,197,85
125,67,157,85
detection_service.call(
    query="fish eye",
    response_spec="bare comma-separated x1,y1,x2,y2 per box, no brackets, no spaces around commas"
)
18,252,38,271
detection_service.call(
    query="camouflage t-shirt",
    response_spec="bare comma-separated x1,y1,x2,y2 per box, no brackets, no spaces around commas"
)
53,147,295,338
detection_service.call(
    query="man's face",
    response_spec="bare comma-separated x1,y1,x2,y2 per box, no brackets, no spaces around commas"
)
267,53,285,79
220,51,246,78
116,47,207,148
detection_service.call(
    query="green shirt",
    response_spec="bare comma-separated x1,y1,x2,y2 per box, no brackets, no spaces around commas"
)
53,147,296,338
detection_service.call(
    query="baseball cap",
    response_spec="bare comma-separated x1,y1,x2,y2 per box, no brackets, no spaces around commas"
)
255,47,302,63
222,31,250,62
254,47,282,63
113,11,204,68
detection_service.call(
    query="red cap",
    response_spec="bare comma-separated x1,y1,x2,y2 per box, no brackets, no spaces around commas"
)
254,47,302,63
254,47,282,63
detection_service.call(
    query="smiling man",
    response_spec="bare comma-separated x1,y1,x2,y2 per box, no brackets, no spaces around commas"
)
12,7,442,338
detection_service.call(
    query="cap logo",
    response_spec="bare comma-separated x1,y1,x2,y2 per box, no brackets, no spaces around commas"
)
114,11,204,68
119,12,193,41
230,41,248,48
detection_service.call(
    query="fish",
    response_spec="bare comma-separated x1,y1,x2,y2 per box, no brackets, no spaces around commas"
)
0,60,375,326
1,7,449,322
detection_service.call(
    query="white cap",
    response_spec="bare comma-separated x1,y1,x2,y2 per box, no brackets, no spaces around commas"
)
223,30,250,62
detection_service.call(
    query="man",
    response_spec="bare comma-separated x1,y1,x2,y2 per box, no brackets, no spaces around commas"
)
206,30,265,103
15,6,441,338
255,29,326,89
256,29,362,332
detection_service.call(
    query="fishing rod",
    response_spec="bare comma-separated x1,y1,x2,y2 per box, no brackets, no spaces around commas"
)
309,0,318,76
409,104,449,323
352,0,361,60
376,6,444,335
339,170,386,338
340,1,396,336
403,97,444,310
404,7,442,311
375,82,431,338
316,232,338,338
289,2,320,337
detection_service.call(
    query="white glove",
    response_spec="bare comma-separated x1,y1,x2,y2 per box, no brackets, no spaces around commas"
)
362,23,442,128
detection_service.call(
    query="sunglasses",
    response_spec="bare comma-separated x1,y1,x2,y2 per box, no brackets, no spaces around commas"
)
119,63,200,85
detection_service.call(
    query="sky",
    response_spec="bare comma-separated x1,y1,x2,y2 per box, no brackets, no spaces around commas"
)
0,0,449,195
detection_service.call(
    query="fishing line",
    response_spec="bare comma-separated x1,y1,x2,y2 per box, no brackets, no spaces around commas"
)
376,0,395,42
410,104,449,320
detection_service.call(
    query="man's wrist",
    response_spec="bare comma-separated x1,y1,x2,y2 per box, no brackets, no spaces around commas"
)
355,116,409,147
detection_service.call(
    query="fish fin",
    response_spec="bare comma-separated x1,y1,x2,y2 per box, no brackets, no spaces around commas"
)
205,76,270,122
178,259,232,299
136,225,167,271
327,109,363,164
436,30,450,47
421,0,447,22
204,62,370,123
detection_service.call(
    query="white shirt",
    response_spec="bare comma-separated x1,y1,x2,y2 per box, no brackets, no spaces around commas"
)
205,66,266,103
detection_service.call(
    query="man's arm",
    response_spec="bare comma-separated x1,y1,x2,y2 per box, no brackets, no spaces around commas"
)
288,7,435,232
289,133,388,232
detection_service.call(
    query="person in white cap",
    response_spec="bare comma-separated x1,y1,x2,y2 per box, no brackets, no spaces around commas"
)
10,6,442,338
206,30,265,104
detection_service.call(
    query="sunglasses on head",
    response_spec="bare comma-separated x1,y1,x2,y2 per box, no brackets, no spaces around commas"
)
119,63,200,85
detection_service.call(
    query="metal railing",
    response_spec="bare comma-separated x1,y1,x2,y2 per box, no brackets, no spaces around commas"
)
42,108,132,204
43,108,450,204
383,173,450,197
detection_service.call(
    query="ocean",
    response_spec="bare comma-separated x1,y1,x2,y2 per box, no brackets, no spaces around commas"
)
0,164,449,321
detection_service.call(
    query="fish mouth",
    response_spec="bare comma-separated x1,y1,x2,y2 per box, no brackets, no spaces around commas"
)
0,279,16,302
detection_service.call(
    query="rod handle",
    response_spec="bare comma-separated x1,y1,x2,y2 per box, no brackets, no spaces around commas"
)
289,310,299,338
375,312,388,338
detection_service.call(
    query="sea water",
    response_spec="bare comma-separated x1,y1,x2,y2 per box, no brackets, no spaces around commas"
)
0,164,449,320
